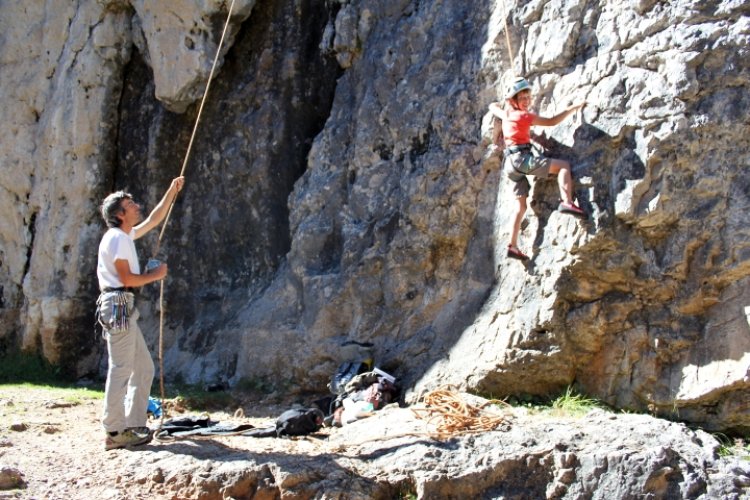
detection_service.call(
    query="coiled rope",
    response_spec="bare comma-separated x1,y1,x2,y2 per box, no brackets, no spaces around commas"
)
412,387,511,439
153,0,237,427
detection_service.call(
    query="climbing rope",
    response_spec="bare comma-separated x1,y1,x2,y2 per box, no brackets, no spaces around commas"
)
155,0,237,252
153,0,237,428
499,0,516,74
158,279,166,427
411,387,511,439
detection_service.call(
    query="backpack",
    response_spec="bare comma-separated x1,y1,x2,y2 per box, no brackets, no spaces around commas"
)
327,370,400,426
328,361,371,395
347,374,399,410
327,340,375,394
275,406,325,437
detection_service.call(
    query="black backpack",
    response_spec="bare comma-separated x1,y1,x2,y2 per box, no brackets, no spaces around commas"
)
275,406,325,437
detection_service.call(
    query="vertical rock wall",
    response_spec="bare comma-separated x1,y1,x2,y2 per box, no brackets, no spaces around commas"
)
0,0,748,431
418,0,750,432
0,1,134,368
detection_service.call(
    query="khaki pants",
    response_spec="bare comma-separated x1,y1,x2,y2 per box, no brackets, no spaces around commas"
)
98,292,155,433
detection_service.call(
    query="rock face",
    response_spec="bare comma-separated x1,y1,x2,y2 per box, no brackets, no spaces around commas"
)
0,0,749,437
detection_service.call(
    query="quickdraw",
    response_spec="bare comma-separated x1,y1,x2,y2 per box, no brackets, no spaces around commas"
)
96,291,131,334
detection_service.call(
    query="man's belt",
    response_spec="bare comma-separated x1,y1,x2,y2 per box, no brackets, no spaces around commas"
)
504,144,532,155
101,287,135,293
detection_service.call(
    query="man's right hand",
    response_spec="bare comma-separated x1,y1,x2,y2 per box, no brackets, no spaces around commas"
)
149,263,168,281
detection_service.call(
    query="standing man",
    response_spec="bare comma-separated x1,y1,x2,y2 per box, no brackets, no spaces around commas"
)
96,176,184,450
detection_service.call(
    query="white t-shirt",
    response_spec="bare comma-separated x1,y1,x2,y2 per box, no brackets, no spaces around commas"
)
97,227,140,289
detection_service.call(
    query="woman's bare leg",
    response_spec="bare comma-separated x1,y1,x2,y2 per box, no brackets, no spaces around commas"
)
510,195,527,248
548,159,574,205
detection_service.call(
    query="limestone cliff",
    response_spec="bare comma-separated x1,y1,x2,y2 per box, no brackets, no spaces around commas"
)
0,0,748,435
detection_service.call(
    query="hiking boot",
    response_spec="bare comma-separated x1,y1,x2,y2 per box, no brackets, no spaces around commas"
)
104,428,152,451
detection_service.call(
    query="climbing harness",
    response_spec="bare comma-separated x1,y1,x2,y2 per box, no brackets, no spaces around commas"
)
505,143,546,178
504,143,532,156
152,0,237,429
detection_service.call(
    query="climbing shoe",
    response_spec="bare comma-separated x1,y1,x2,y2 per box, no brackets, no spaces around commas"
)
104,428,152,451
558,202,586,218
507,245,529,261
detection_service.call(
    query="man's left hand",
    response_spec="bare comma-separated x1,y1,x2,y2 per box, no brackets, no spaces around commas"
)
171,177,185,194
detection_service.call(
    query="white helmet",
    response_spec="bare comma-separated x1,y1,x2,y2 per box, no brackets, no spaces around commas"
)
506,77,532,100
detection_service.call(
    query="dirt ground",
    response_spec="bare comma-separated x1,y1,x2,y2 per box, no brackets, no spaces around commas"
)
0,385,333,500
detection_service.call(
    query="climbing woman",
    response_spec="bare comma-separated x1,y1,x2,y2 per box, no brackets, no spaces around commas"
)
488,77,586,261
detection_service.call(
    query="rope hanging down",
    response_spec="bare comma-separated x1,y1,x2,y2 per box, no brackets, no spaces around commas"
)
499,0,515,73
154,0,236,426
155,0,237,254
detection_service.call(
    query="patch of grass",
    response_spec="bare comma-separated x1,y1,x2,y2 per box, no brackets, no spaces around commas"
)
0,383,103,421
0,352,105,413
715,433,750,459
235,376,276,395
0,382,104,399
503,393,550,415
550,386,602,417
59,386,104,404
503,387,604,418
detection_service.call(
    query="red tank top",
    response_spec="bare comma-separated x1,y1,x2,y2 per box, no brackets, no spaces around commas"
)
501,109,535,145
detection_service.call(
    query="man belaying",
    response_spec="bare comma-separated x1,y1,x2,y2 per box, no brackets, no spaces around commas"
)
96,176,184,450
488,77,587,261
